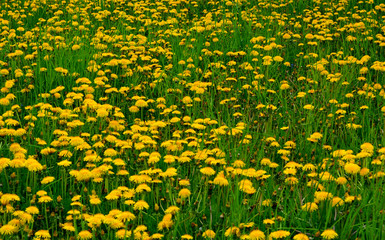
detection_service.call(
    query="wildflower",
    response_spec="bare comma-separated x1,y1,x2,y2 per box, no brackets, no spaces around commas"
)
301,202,318,212
332,197,344,207
293,233,309,240
344,163,361,174
26,160,44,172
0,224,17,235
321,229,338,239
213,172,229,186
314,191,333,202
104,148,118,157
361,142,374,153
116,229,132,239
202,229,216,239
129,106,139,113
158,214,173,230
181,234,193,239
269,230,290,239
179,179,190,186
36,190,47,197
285,176,299,185
0,158,10,171
262,199,272,207
335,177,347,185
360,168,370,176
249,229,265,240
239,179,257,194
263,219,275,225
151,233,164,239
58,160,72,167
133,200,149,211
178,188,191,199
34,230,51,239
135,184,151,193
116,211,136,222
26,206,39,214
225,227,240,237
41,176,55,184
280,83,290,90
165,206,180,214
200,167,216,176
78,230,93,239
38,196,53,203
19,212,33,224
135,99,148,107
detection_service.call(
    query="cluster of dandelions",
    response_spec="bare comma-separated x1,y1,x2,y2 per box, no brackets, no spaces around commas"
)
1,0,385,239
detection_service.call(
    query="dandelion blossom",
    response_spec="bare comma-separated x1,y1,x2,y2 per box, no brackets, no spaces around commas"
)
344,163,361,174
78,230,93,240
116,229,132,239
41,176,55,185
178,188,191,199
321,229,338,239
249,229,265,240
269,230,290,239
301,202,318,212
202,229,216,239
0,224,17,235
34,230,51,239
293,233,309,240
133,200,149,211
181,234,193,239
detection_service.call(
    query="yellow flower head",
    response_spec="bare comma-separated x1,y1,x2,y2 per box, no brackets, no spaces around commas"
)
321,229,338,239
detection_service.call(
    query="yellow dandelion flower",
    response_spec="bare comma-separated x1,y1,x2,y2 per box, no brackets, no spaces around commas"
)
293,233,309,240
135,99,148,108
34,230,51,239
181,234,193,239
280,83,290,90
361,142,374,153
213,172,229,186
41,176,55,185
360,168,370,176
321,229,338,239
158,214,173,230
344,163,361,174
78,230,93,240
179,179,190,186
202,229,216,239
151,233,164,239
165,206,180,214
36,190,47,197
26,206,39,215
178,188,191,199
200,167,216,176
301,202,318,212
314,191,333,202
303,104,314,110
116,211,136,222
335,177,347,185
332,197,344,207
116,229,132,239
104,148,118,157
133,200,149,211
269,230,290,239
0,224,18,235
38,196,53,203
225,227,240,237
249,229,265,240
129,106,139,113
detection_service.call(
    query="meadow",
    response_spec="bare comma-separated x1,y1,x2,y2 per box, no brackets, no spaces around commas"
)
1,0,385,239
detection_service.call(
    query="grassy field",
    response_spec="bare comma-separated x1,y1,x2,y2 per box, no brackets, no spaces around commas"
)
1,0,385,239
